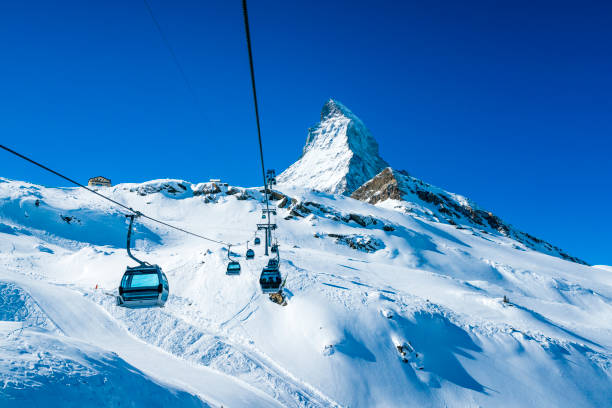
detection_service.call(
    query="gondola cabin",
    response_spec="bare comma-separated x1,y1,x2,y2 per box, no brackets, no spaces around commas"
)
271,244,278,253
226,260,241,275
246,248,255,259
259,267,282,293
254,237,261,245
117,265,168,308
267,258,279,270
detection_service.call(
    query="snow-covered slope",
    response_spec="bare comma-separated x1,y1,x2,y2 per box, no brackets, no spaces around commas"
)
1,176,611,407
0,280,209,408
277,99,388,195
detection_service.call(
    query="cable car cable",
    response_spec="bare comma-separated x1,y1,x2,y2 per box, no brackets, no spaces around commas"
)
142,0,202,110
241,0,273,256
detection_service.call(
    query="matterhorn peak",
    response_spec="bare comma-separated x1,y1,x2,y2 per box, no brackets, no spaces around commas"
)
320,98,354,120
277,99,388,195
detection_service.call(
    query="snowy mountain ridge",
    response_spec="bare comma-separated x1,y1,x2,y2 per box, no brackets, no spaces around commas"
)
277,99,388,195
351,167,587,265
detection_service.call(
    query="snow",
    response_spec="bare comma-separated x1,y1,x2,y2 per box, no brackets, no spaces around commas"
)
0,269,280,408
1,174,611,407
0,324,209,407
277,99,388,195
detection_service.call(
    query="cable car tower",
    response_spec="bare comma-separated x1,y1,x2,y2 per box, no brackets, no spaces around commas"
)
257,168,277,255
257,222,276,255
266,169,276,186
261,208,276,219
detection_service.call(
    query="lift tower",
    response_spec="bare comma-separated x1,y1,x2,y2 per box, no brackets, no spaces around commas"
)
257,222,277,255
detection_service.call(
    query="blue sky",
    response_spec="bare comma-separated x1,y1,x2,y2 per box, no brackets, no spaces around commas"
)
1,0,610,264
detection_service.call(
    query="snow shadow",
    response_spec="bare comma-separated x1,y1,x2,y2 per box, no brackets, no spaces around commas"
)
412,218,471,248
0,222,32,236
389,225,444,267
335,330,377,362
512,303,603,348
338,264,359,270
321,282,349,290
394,311,485,393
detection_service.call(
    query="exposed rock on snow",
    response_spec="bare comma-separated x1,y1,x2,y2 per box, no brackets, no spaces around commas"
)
277,99,388,195
60,215,81,224
193,182,221,196
351,167,409,204
327,233,384,252
346,213,377,227
129,179,191,197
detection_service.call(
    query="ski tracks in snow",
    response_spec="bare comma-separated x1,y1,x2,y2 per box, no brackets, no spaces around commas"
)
0,269,283,408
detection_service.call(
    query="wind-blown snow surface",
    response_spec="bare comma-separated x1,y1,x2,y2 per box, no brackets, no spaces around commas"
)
277,99,388,195
1,177,611,407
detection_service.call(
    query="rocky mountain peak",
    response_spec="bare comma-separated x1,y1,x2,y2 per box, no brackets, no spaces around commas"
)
320,99,353,120
277,99,388,195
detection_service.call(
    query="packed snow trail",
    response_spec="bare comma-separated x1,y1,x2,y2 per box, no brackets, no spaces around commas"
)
0,269,282,408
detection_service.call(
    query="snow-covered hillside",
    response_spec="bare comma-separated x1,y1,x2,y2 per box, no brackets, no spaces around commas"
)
1,176,611,407
277,99,388,195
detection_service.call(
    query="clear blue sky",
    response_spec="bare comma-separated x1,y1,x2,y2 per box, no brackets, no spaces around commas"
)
1,0,610,265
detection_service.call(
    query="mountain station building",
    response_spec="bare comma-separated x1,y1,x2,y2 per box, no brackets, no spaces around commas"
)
88,176,111,187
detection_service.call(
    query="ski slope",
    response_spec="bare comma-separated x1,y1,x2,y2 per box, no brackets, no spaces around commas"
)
1,177,611,407
0,269,282,407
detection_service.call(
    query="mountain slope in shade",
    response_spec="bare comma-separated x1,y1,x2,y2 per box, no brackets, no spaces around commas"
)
277,99,388,195
351,167,588,264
